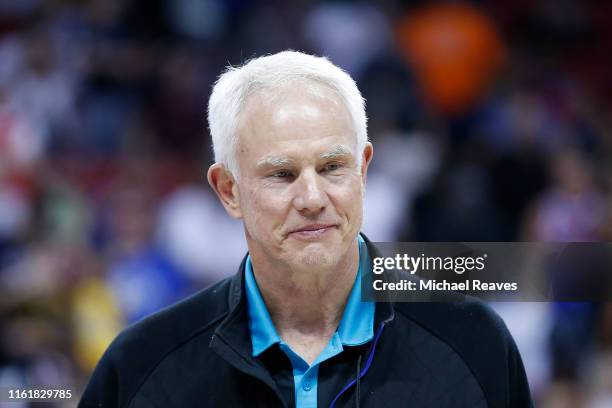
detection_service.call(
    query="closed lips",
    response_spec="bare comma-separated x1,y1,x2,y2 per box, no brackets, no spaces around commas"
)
290,224,336,233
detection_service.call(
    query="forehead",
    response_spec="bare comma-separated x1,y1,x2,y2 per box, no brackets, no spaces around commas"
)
236,81,356,166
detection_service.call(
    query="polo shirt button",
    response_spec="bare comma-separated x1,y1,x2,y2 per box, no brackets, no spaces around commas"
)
302,381,312,391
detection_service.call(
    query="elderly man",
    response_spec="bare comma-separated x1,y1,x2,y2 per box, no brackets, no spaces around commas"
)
79,51,532,407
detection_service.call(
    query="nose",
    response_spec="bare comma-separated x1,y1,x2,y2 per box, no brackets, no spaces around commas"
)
292,169,328,215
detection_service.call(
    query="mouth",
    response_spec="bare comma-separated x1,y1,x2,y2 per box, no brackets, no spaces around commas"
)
288,224,337,240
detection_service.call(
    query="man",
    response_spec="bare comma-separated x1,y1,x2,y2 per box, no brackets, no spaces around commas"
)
79,51,533,407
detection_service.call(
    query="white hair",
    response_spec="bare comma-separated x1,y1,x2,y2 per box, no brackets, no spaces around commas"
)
207,50,368,178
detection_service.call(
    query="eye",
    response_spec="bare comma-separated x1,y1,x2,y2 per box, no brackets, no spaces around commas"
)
271,170,292,178
324,162,343,172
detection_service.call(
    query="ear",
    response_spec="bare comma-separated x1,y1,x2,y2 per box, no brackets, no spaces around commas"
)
360,142,374,184
207,163,243,219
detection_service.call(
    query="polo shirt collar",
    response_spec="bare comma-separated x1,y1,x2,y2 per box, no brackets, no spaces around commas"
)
245,235,374,357
244,255,281,356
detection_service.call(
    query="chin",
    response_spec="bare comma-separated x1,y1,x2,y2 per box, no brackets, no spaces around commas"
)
279,231,355,271
291,244,342,271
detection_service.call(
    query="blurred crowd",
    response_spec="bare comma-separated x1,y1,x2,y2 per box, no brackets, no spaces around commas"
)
0,0,611,406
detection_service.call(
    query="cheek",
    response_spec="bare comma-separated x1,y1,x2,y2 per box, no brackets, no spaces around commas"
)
243,186,291,231
331,180,364,221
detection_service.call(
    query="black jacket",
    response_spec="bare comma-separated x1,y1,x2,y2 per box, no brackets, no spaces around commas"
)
79,237,533,407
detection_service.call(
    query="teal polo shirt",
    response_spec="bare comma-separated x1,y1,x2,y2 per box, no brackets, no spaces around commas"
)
244,236,374,408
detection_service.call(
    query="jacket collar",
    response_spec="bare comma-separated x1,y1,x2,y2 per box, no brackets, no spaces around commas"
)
361,233,396,328
210,260,287,406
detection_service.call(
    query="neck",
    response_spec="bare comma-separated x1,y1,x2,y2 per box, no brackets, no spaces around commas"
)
250,241,360,338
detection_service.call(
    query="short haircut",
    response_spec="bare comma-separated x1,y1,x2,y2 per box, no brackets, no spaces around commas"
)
207,50,368,178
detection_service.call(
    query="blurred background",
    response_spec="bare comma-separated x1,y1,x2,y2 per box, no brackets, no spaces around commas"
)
0,0,610,406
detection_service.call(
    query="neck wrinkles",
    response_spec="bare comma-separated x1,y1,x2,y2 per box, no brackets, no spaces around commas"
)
251,240,359,334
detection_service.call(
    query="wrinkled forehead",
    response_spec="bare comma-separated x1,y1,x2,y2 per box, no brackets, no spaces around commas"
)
245,78,346,109
236,80,355,146
237,80,354,135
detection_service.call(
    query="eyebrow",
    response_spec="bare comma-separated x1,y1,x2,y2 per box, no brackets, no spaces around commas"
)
255,144,354,168
320,144,353,160
256,156,293,168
